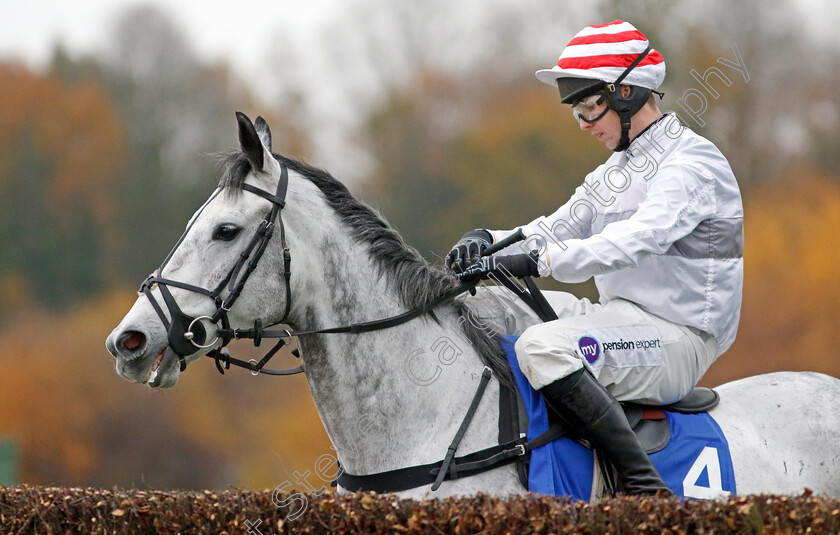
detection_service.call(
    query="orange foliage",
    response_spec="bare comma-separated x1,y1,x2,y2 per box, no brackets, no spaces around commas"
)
0,63,337,490
0,63,124,224
447,84,605,227
0,294,128,482
0,291,329,489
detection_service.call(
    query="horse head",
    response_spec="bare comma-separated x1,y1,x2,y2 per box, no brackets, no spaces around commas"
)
106,113,297,388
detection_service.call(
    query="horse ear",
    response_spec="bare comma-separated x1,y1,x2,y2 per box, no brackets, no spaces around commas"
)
254,116,272,152
236,111,264,172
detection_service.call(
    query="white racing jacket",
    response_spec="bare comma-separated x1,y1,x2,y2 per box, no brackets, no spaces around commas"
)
489,113,744,355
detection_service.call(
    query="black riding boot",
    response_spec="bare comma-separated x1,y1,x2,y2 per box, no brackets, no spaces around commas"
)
540,368,672,496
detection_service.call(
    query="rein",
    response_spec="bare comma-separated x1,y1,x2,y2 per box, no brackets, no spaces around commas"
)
140,153,547,493
140,160,484,377
205,226,535,376
207,280,479,375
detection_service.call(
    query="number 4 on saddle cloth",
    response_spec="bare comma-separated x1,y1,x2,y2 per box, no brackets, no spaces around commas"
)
500,336,736,500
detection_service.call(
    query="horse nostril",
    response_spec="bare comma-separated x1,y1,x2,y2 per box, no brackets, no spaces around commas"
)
120,331,146,352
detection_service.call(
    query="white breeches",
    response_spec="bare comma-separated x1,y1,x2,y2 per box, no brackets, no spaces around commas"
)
467,285,719,404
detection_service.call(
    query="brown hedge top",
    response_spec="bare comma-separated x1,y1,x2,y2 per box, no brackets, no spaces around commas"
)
1,485,839,534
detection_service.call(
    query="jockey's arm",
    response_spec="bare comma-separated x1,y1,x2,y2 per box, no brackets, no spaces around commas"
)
535,162,718,283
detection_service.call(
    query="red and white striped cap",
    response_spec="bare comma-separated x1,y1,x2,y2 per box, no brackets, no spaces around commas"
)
536,20,665,90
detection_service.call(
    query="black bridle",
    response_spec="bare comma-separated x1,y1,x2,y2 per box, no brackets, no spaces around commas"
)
139,160,486,377
140,163,293,375
138,153,559,492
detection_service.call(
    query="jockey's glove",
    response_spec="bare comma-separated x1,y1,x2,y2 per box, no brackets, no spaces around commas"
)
458,251,541,281
446,229,492,273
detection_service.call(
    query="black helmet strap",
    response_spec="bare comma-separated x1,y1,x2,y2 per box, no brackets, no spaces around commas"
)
603,46,656,152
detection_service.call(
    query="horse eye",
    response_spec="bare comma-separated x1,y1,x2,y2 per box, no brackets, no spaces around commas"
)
213,224,241,241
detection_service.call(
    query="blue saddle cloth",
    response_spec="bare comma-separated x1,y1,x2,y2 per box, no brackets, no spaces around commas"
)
500,336,736,500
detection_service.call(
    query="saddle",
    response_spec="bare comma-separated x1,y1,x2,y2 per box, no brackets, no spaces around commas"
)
523,386,721,454
622,387,720,454
501,379,721,490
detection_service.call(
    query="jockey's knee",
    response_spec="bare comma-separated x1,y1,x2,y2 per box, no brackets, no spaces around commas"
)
514,323,584,390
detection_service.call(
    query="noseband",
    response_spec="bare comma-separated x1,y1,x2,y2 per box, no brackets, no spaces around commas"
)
139,159,483,378
140,164,293,373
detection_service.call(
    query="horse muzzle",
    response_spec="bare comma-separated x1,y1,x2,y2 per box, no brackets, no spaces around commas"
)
108,334,180,389
106,296,190,388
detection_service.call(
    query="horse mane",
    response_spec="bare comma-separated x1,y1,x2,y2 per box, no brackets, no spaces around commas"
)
216,151,512,386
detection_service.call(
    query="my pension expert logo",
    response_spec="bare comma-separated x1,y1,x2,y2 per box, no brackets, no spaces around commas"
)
577,335,601,364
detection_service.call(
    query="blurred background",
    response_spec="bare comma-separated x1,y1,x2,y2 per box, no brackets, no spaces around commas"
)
0,0,838,491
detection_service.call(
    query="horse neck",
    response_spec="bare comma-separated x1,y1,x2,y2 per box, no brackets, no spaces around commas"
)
281,180,501,475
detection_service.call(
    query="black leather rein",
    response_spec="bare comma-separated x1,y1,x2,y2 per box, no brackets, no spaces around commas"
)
138,160,547,493
201,219,532,377
140,160,481,378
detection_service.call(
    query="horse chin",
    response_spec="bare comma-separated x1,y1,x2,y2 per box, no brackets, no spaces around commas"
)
144,348,181,389
146,369,179,389
115,345,181,389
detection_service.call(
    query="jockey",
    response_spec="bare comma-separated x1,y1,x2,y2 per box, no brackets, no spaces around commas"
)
446,20,743,495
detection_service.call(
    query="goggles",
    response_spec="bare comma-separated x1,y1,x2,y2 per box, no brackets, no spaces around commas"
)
571,91,610,123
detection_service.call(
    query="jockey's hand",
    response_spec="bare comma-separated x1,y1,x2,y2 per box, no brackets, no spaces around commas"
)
458,252,541,281
446,229,493,273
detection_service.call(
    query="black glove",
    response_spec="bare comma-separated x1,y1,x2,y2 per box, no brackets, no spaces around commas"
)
446,229,493,274
458,251,541,281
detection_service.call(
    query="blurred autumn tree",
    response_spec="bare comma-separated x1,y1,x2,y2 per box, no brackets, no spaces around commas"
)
0,290,327,488
361,69,605,298
95,6,309,285
444,85,605,238
0,293,229,487
361,70,471,260
0,64,124,310
0,5,324,490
